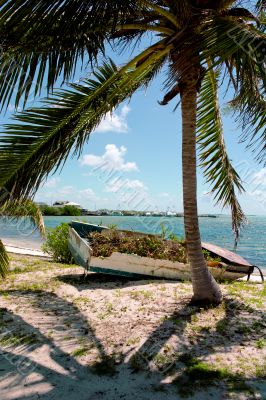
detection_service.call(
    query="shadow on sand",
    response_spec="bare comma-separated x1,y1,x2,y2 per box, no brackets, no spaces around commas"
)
0,278,265,400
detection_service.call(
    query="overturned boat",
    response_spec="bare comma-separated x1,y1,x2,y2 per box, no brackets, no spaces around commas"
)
68,221,262,282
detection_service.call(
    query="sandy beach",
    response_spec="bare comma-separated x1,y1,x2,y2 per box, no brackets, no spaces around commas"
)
0,253,265,400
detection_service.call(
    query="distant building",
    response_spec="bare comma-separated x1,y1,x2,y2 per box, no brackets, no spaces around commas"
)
53,201,82,209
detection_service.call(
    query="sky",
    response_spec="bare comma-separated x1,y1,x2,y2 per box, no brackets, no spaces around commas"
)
1,35,266,216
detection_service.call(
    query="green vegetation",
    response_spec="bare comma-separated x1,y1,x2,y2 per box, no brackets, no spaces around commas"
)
0,1,265,304
72,346,91,357
42,223,74,263
256,339,266,349
40,205,81,216
88,229,225,266
176,354,255,397
0,330,40,348
89,230,187,262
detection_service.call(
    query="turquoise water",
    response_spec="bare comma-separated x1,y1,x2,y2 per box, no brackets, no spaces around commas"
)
0,215,265,268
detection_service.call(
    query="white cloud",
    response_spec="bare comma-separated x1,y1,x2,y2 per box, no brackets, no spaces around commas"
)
43,177,61,189
251,168,266,186
94,105,130,133
106,179,147,193
80,144,138,172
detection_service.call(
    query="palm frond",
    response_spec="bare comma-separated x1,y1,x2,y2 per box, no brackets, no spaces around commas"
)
0,239,9,278
202,17,266,68
0,48,169,202
202,17,266,163
0,200,45,237
197,67,246,241
222,7,260,24
0,0,144,109
256,0,265,12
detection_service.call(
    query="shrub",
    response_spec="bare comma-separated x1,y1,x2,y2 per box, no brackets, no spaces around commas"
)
42,223,74,263
61,205,82,216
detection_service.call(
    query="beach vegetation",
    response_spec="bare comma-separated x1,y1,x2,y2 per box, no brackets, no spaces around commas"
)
0,1,265,305
42,223,74,264
175,354,255,397
256,339,266,349
71,346,91,357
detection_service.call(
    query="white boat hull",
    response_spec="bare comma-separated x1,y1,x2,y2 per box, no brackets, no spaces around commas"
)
69,226,248,281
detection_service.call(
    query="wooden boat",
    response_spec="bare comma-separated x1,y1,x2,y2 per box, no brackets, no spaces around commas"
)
68,221,256,281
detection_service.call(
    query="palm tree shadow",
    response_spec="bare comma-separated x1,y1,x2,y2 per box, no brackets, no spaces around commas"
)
130,297,266,397
0,292,265,400
0,290,112,399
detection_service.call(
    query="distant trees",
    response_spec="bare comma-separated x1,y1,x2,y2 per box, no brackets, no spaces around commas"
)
40,205,82,216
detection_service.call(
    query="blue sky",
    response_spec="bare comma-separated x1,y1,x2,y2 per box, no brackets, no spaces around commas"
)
1,36,266,215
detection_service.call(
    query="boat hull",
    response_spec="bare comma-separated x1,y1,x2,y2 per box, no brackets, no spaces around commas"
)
68,222,250,281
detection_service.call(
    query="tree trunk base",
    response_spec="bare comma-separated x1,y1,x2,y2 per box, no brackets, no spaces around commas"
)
190,293,223,307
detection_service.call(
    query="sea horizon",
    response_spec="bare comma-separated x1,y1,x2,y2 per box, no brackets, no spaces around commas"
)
0,215,265,269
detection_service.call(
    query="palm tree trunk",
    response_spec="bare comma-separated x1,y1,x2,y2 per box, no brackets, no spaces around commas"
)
181,72,222,305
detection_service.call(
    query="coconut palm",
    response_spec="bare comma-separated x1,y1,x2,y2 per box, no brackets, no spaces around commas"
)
0,200,45,277
0,1,265,304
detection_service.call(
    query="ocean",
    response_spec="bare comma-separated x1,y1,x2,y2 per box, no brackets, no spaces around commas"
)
0,215,265,268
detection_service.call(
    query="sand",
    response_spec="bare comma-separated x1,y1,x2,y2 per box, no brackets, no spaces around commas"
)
0,254,265,400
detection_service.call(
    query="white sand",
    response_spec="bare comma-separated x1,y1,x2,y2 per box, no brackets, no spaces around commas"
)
4,244,49,258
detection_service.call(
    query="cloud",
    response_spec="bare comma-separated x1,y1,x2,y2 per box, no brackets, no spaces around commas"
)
80,144,138,172
106,179,147,193
43,177,61,188
251,168,266,186
94,105,130,133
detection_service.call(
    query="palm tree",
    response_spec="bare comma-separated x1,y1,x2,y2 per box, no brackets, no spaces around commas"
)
0,1,265,304
0,200,45,277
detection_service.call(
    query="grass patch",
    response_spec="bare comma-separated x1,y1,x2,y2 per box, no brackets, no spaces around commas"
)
72,346,91,357
256,339,266,349
175,354,255,397
126,337,140,346
255,362,266,378
129,290,154,301
73,297,91,307
97,302,115,320
0,331,40,347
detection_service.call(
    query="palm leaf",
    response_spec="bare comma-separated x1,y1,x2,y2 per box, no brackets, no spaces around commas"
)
202,17,266,66
0,48,169,202
0,239,9,278
0,199,44,277
202,17,266,163
0,0,145,109
197,67,246,242
1,200,45,237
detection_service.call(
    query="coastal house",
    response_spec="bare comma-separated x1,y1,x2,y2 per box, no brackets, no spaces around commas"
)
53,201,82,209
